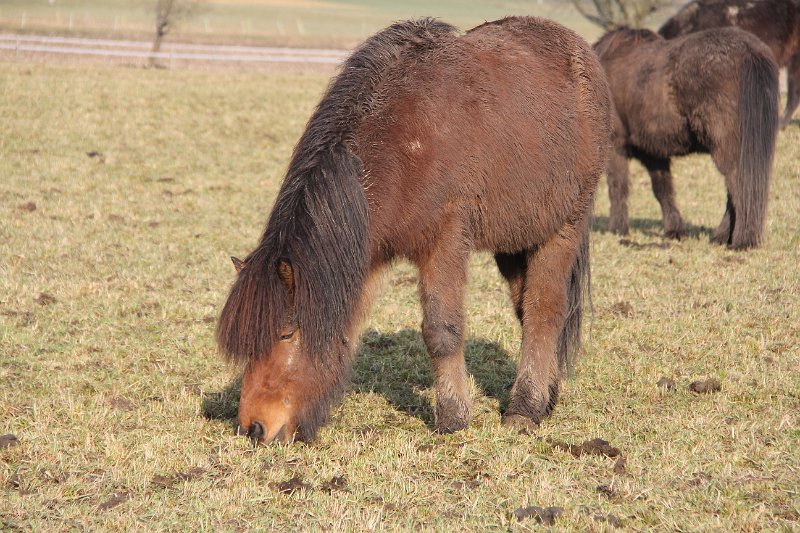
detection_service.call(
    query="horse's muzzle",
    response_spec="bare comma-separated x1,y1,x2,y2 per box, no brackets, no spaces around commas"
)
246,421,265,444
240,421,288,445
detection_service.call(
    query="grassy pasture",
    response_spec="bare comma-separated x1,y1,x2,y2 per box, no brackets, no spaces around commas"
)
1,60,799,531
0,0,611,47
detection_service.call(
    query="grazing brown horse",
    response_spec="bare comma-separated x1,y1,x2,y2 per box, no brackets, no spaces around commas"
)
659,0,800,129
217,17,611,444
595,27,778,249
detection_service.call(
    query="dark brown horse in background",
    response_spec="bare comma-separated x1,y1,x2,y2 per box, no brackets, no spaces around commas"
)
659,0,800,129
217,17,611,444
595,27,778,249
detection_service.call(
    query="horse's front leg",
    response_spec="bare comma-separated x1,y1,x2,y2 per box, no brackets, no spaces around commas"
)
417,231,472,434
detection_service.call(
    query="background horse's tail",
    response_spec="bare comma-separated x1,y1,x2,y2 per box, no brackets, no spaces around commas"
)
734,51,779,249
557,224,590,373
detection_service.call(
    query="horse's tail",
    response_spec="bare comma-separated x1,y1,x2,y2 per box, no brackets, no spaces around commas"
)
557,223,591,373
733,50,779,249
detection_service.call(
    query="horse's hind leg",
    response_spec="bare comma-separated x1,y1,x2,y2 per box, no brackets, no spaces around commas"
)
607,146,631,235
502,223,583,430
641,155,685,239
712,194,735,246
710,142,740,246
417,232,472,433
495,252,527,322
781,53,800,129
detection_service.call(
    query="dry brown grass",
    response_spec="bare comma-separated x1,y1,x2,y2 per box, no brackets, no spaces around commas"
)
1,61,798,531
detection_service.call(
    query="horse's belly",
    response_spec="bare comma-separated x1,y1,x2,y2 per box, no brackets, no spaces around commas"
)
474,184,580,252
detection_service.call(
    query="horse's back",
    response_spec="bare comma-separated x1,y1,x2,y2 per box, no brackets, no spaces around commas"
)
598,35,689,156
668,28,775,117
602,27,773,155
357,17,610,256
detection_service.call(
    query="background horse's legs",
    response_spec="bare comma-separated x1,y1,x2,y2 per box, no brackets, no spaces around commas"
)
641,155,685,239
417,230,472,433
607,146,630,235
502,224,582,430
781,53,800,129
712,194,735,246
494,252,527,322
710,143,739,246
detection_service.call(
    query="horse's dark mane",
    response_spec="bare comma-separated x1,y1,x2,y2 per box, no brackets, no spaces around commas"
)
284,17,457,165
593,26,662,59
217,18,458,364
467,16,521,34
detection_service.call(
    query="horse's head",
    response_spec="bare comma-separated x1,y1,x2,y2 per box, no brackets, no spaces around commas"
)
237,320,305,445
222,256,344,445
593,26,661,61
219,149,369,446
229,257,300,444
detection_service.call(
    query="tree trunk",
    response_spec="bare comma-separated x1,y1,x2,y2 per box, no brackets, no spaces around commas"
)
149,24,166,67
150,0,174,68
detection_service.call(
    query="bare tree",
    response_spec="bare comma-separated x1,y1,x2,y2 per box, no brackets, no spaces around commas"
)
571,0,669,29
149,0,201,67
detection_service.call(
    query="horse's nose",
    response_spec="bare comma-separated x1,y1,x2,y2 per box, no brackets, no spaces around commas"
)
243,421,290,445
247,421,265,444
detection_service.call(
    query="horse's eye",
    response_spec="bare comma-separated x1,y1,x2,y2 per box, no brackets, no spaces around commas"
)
280,331,295,341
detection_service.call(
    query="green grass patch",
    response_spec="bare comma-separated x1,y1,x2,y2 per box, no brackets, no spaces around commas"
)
1,62,799,530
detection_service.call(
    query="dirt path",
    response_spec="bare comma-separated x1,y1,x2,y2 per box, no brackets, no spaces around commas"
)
0,32,349,70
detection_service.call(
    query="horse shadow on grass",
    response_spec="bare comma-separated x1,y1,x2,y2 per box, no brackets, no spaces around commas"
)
352,328,517,428
201,377,240,430
201,328,519,430
591,214,714,242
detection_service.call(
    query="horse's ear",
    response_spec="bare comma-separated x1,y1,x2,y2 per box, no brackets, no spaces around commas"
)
231,256,245,273
277,259,295,296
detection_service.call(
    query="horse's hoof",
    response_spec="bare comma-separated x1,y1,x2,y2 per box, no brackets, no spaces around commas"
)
501,414,539,435
710,232,728,246
434,416,469,434
608,225,628,236
727,241,757,251
664,230,685,240
434,396,471,434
